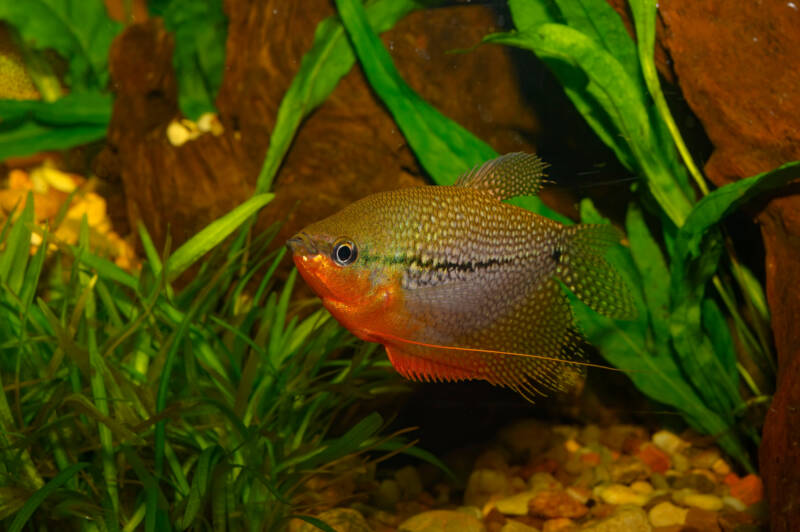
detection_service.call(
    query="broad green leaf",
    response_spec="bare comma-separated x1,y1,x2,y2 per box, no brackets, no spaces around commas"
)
680,161,800,258
702,297,739,387
335,0,566,222
0,92,112,124
486,24,692,225
508,0,563,30
162,0,228,119
0,120,108,162
0,1,122,91
334,0,495,181
551,0,641,81
255,0,423,193
165,193,274,281
624,203,669,343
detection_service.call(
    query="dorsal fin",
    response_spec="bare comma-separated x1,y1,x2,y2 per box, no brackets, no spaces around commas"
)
454,152,550,200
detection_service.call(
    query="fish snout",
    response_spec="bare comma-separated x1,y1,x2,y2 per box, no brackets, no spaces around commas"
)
286,232,319,256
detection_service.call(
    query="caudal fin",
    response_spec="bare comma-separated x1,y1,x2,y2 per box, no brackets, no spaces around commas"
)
557,224,637,320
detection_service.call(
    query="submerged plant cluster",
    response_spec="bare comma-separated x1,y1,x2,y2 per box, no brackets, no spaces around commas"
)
0,194,430,530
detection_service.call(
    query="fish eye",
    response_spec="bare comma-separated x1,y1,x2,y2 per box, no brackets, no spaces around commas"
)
331,238,358,266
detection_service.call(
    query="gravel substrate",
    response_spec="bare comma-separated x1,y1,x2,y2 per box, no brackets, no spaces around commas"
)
291,420,765,532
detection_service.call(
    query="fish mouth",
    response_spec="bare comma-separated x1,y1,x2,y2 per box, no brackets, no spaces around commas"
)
286,232,319,256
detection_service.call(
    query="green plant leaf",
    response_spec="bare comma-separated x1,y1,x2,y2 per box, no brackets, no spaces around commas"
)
0,1,122,91
164,193,274,281
334,0,495,182
162,0,228,119
0,192,34,293
8,463,88,532
551,0,641,81
0,92,112,161
680,161,800,259
256,0,422,193
334,0,565,223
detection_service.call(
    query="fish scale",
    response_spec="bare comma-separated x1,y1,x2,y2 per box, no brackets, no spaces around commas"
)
287,153,636,400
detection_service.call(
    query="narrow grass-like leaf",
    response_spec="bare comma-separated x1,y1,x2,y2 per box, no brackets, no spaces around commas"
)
0,193,33,294
8,462,88,532
165,193,274,281
255,0,422,193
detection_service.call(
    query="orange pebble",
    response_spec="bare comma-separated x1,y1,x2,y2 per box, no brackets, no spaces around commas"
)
637,443,671,473
724,472,740,487
730,474,763,506
580,452,601,466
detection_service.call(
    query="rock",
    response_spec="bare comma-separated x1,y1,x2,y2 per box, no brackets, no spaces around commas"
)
610,456,649,484
373,479,401,510
685,508,722,531
689,448,721,470
673,490,724,511
474,448,512,472
582,506,652,532
722,495,748,512
648,501,688,528
578,425,601,446
637,444,671,474
652,431,689,455
650,473,670,491
528,490,588,519
500,520,541,532
541,518,575,532
395,466,424,500
671,453,690,473
630,481,653,495
464,469,510,507
528,473,562,493
399,510,486,532
292,508,372,532
457,506,484,520
499,419,552,459
495,491,538,516
728,474,763,506
711,458,731,476
601,425,648,452
596,484,650,506
672,473,717,494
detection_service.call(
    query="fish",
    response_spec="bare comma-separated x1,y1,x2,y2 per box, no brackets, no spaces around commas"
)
286,153,636,400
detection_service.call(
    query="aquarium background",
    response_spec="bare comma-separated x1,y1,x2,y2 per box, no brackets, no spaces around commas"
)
1,0,798,530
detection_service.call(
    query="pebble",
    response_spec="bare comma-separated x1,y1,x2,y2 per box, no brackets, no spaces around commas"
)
672,472,717,493
610,456,649,484
689,448,721,469
528,472,562,493
630,480,654,494
648,501,688,527
395,467,423,499
673,490,724,511
581,506,652,532
500,520,541,532
465,469,511,507
685,508,721,531
292,508,371,532
722,495,748,512
529,490,589,519
374,479,401,510
711,457,731,475
542,518,575,532
495,491,538,516
727,474,763,505
652,430,689,455
671,452,690,473
637,444,671,473
596,483,650,506
399,510,487,532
